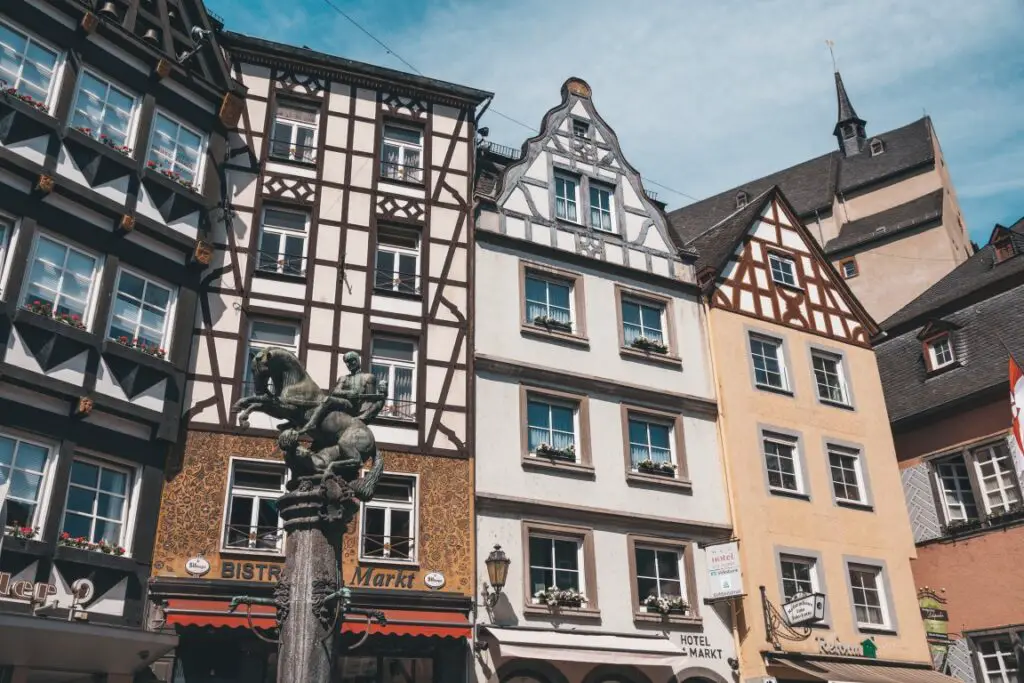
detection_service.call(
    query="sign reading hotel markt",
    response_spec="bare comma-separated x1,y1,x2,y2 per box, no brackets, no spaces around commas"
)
680,633,725,660
782,592,825,626
705,540,744,600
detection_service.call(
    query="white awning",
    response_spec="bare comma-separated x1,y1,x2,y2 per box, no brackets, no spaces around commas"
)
773,657,963,683
483,626,686,666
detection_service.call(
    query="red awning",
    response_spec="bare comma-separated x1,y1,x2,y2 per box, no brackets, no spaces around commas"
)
162,598,470,639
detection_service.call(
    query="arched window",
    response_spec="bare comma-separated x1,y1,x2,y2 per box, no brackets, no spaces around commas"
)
735,191,748,209
869,138,885,156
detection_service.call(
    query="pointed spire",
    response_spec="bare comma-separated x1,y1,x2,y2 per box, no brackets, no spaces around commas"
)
831,69,867,157
834,71,860,125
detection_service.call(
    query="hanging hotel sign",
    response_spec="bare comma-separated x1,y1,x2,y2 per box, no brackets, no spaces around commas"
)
704,540,744,601
782,592,826,626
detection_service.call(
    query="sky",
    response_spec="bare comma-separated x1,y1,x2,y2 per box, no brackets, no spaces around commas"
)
208,0,1024,245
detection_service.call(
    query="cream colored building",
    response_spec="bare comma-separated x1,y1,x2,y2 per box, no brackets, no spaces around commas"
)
681,186,955,683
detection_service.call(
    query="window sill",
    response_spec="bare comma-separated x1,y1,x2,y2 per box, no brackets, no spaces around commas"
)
773,280,804,293
356,557,419,569
836,499,874,512
0,536,50,557
102,338,174,372
522,456,595,478
378,174,425,190
768,488,810,502
63,127,138,188
818,398,854,411
221,547,285,560
373,286,422,301
857,625,897,636
523,604,601,620
0,93,59,145
925,361,961,378
633,611,702,626
626,471,693,493
254,268,307,283
755,383,794,397
521,323,589,349
55,544,138,570
268,153,318,169
619,346,682,369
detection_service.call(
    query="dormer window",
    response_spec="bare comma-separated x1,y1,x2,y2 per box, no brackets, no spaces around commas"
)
572,120,589,139
869,139,885,156
926,334,956,372
735,191,748,209
994,237,1017,264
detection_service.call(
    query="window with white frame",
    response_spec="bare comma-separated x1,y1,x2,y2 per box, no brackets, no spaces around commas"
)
270,100,318,163
869,139,885,156
257,207,308,276
975,636,1018,683
108,269,175,352
360,474,416,562
841,258,859,279
554,175,579,223
829,444,866,504
524,274,572,331
223,460,285,552
374,226,419,295
61,457,133,548
22,234,99,325
768,252,798,287
589,184,613,232
935,456,980,524
526,395,577,460
0,21,61,107
0,433,52,529
635,546,684,607
572,120,589,139
380,125,422,183
927,335,956,370
621,298,665,347
750,334,788,391
628,415,673,472
147,112,205,187
763,432,802,494
528,534,582,599
848,564,889,628
780,555,819,602
812,351,849,405
972,442,1022,514
69,71,138,148
371,337,416,421
245,320,299,395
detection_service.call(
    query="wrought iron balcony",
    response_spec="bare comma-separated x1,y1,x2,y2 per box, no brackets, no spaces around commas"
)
379,398,416,422
268,140,318,164
360,533,415,561
380,161,423,184
255,250,306,277
224,524,283,552
373,269,419,295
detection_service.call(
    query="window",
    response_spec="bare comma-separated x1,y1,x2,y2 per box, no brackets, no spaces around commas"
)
840,258,859,279
61,458,132,548
108,269,175,351
380,125,422,183
526,396,577,460
572,120,588,139
749,335,788,391
374,227,419,295
270,100,318,163
0,433,51,528
848,564,889,628
995,238,1017,264
812,351,849,405
0,216,12,296
360,474,416,562
763,432,802,494
528,534,582,599
927,335,955,370
23,235,99,324
589,184,613,232
972,442,1021,514
148,112,205,187
768,252,798,287
223,460,285,552
628,416,672,471
244,320,299,394
935,456,979,524
869,139,885,156
70,71,137,148
635,546,683,605
371,337,416,421
554,175,578,223
829,444,865,504
735,191,748,209
621,299,665,347
780,555,818,602
0,21,61,106
976,637,1018,683
257,207,308,276
524,274,572,331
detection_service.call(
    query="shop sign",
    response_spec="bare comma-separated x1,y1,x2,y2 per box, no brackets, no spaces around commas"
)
0,572,93,604
782,592,826,626
918,588,949,651
817,637,877,659
185,555,211,577
920,607,948,621
705,540,744,600
423,571,445,590
221,561,283,582
350,566,416,589
679,633,725,659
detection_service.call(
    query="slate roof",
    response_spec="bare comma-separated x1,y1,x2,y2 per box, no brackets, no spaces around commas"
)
686,188,775,273
667,117,936,246
824,189,944,255
875,219,1024,423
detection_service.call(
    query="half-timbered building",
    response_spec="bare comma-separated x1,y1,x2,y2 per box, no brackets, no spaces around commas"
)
684,187,955,683
146,33,490,682
472,78,737,683
0,0,241,680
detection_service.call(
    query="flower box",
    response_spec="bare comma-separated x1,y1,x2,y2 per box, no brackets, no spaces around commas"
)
643,594,689,615
534,586,587,608
23,300,87,329
535,442,576,460
636,459,677,476
1,82,48,113
146,160,196,191
629,336,669,354
58,532,125,556
533,315,573,334
4,525,38,540
114,335,166,360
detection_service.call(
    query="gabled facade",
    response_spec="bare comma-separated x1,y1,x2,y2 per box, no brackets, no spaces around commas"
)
473,78,737,683
669,70,971,323
0,0,241,680
147,34,490,682
687,187,949,683
876,216,1024,683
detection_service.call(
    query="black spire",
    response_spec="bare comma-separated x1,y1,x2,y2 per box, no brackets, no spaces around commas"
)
832,71,867,157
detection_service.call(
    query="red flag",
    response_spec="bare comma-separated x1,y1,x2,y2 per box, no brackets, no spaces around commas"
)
1011,357,1024,455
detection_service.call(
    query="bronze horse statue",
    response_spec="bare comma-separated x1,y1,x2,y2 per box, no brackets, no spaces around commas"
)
232,347,383,501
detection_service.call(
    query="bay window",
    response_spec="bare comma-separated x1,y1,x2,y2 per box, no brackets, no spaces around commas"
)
108,268,175,352
70,71,138,148
61,457,133,549
147,111,205,188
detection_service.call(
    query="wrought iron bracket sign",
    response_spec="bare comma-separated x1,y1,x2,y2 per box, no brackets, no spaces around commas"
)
761,585,813,650
782,591,826,626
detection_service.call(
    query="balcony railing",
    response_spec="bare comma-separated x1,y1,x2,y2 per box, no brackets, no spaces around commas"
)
378,398,416,422
380,161,423,184
268,140,318,164
224,524,283,552
373,269,420,296
255,250,307,277
360,533,415,561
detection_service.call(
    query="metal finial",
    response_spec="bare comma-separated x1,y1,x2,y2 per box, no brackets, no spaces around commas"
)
825,40,837,72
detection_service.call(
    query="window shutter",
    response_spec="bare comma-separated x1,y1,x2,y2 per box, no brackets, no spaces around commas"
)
900,462,942,543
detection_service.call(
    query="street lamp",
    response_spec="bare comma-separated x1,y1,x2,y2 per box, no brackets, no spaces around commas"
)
483,544,511,608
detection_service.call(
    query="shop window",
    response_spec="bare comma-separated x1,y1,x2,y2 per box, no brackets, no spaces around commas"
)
223,459,286,552
359,474,416,563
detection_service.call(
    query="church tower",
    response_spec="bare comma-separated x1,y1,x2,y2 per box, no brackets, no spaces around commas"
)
833,70,867,156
